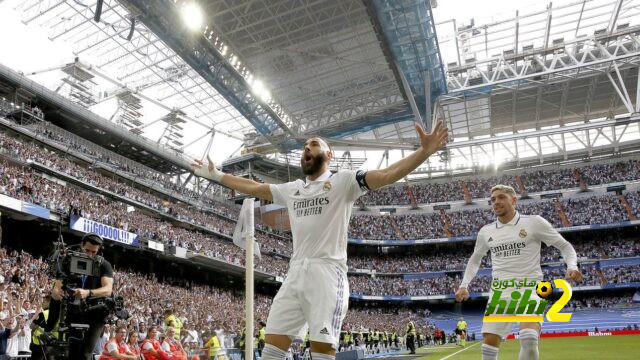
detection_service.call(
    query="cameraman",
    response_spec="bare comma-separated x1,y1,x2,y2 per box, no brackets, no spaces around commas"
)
50,234,114,360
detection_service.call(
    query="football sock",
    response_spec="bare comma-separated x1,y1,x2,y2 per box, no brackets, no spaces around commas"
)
482,343,499,360
518,328,539,360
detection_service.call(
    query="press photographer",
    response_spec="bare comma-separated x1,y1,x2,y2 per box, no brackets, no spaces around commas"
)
48,233,114,360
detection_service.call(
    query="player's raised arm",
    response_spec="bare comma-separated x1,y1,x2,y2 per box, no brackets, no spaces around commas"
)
535,216,583,283
365,121,448,190
456,231,490,302
192,155,273,201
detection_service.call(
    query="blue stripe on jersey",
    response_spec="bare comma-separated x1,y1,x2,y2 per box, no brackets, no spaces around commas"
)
514,214,521,225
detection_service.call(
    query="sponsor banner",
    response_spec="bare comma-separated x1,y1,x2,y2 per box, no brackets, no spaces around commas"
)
602,281,640,289
433,204,451,210
21,202,50,219
383,295,411,301
70,216,139,247
599,257,640,268
175,246,187,259
350,269,375,275
404,272,447,280
409,294,450,300
0,194,21,212
606,184,626,192
477,268,492,275
348,237,458,246
448,235,476,242
148,240,165,252
540,193,563,199
507,329,640,339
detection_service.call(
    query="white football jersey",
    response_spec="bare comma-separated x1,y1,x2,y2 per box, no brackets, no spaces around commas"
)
270,169,367,267
461,212,578,288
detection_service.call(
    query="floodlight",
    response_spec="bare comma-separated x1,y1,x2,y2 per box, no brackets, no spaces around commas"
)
251,79,272,103
182,3,204,31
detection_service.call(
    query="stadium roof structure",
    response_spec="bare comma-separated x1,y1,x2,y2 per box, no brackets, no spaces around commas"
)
10,0,444,148
4,0,640,181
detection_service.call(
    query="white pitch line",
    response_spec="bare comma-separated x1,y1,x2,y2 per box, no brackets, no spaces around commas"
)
439,342,480,360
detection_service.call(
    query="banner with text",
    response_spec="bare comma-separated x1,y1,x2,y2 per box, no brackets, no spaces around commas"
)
70,216,140,247
21,202,50,219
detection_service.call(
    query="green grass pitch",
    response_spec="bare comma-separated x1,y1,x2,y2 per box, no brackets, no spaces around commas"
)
414,335,640,359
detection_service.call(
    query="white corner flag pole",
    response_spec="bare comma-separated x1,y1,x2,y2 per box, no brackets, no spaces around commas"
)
233,198,260,360
243,198,255,360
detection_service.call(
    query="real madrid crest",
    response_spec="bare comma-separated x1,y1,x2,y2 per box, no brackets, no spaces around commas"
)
519,228,527,238
323,181,332,191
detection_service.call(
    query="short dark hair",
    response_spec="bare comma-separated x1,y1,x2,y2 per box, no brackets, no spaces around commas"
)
81,233,103,246
305,136,332,153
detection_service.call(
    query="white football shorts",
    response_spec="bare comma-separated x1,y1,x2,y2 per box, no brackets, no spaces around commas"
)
481,289,544,338
266,258,349,348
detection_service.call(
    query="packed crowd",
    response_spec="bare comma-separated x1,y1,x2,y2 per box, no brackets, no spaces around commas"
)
466,175,520,199
519,168,579,193
0,159,289,277
348,247,492,273
541,237,640,263
349,264,640,296
359,185,411,206
349,194,635,240
3,127,639,279
516,201,563,228
348,215,399,240
568,294,637,310
9,118,640,213
31,123,291,236
0,249,43,357
311,160,640,207
347,237,640,273
581,160,640,186
563,194,629,226
412,181,465,204
445,208,495,237
625,191,640,217
349,274,491,297
0,247,273,357
0,245,447,358
0,130,292,256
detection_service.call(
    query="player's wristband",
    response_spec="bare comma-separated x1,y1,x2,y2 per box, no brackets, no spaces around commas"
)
195,165,224,182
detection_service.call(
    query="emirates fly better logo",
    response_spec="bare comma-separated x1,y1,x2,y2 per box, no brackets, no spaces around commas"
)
482,279,574,323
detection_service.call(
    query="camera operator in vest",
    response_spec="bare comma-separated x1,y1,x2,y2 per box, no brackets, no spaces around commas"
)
49,233,114,360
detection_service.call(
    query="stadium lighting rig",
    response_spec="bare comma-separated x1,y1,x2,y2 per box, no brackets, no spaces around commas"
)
172,0,292,132
181,2,204,31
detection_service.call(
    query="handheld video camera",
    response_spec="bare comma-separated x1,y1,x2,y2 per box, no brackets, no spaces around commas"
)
39,231,127,358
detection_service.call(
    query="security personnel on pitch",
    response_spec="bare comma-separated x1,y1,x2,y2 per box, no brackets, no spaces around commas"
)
456,317,468,347
257,321,267,356
405,319,416,354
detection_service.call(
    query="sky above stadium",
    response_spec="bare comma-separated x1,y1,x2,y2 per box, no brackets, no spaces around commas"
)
0,0,614,174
